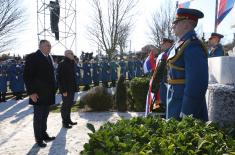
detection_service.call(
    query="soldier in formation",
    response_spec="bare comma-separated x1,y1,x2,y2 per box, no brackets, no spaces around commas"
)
82,59,92,91
208,32,224,57
8,61,25,100
101,59,110,88
92,59,101,87
0,64,8,102
110,59,118,87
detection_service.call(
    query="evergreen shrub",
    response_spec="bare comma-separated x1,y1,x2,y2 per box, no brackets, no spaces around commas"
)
81,116,235,155
80,86,113,111
130,77,150,111
115,75,128,111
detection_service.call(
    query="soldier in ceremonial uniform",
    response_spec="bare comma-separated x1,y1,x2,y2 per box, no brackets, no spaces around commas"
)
16,62,25,99
7,62,17,99
82,59,92,91
132,57,137,78
101,59,110,88
8,62,25,100
7,62,14,90
92,59,100,87
0,64,8,102
208,32,224,57
127,57,135,80
166,8,208,121
134,57,144,77
110,59,118,87
155,38,174,108
119,58,126,79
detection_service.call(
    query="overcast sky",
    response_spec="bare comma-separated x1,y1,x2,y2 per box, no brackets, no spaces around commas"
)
6,0,235,57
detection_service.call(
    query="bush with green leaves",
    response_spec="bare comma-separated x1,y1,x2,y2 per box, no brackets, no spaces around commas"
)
130,77,150,111
115,75,128,111
80,86,113,111
81,116,235,155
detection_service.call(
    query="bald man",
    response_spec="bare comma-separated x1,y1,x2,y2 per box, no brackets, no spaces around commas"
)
57,50,77,129
23,40,56,147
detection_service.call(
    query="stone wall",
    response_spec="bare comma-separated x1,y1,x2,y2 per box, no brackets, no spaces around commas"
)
207,84,235,125
207,56,235,125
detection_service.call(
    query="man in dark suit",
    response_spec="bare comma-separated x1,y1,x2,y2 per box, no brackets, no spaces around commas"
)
23,40,56,147
57,50,77,129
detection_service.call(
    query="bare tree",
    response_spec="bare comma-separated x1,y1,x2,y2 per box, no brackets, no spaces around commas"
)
118,23,131,57
88,0,138,59
0,0,24,53
149,0,176,48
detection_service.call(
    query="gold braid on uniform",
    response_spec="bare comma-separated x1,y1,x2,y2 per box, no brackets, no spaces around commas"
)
167,38,208,85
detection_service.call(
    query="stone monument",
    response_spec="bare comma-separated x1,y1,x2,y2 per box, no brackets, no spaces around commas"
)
207,56,235,125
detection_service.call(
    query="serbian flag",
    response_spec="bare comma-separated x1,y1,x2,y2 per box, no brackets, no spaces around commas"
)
217,0,235,26
177,0,195,8
145,79,154,116
178,1,191,8
143,51,156,74
145,87,161,116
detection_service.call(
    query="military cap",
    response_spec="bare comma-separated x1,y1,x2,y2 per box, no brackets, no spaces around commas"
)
173,8,204,24
209,32,224,40
162,38,174,44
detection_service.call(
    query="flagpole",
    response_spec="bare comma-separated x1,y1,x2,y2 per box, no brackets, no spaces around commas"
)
214,0,218,32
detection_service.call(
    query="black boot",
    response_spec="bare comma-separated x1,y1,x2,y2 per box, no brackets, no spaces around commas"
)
63,123,72,129
43,133,56,142
69,121,77,125
36,141,47,147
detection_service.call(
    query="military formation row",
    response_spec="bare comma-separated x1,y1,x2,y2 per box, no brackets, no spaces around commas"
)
0,62,25,93
0,59,145,98
72,59,144,88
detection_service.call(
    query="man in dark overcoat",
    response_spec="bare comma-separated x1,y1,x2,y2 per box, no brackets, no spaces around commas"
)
57,50,77,129
23,40,56,147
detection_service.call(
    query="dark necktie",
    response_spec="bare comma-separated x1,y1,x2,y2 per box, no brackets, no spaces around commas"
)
46,55,53,66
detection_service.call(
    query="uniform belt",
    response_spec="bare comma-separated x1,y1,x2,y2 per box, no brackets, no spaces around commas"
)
168,78,185,84
168,63,185,71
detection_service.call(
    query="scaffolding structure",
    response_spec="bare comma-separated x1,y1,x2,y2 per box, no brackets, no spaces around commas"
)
37,0,77,55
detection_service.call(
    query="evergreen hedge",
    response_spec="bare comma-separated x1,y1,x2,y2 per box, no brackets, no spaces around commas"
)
81,116,235,155
129,77,150,111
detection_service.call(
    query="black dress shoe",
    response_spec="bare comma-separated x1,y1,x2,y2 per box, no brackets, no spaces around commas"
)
37,141,47,148
69,121,77,125
43,136,56,142
63,124,72,129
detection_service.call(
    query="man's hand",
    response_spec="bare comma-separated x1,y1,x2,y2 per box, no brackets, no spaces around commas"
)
63,92,68,97
30,93,39,103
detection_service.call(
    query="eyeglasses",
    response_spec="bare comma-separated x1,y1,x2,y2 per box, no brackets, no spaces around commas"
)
67,53,74,55
173,19,185,25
